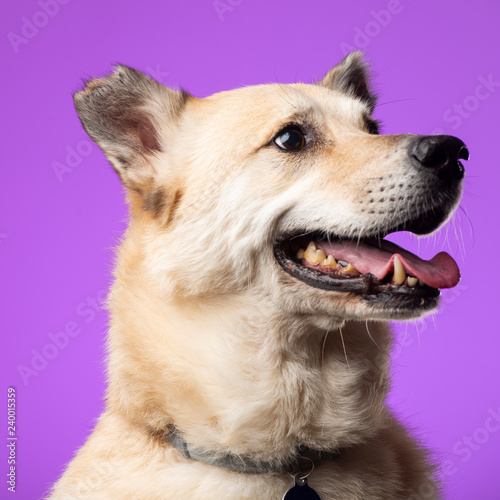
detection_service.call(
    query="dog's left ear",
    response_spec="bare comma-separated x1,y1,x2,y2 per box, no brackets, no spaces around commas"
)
318,51,377,113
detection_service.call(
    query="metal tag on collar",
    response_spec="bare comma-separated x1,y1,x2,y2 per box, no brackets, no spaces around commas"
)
282,473,322,499
282,456,321,500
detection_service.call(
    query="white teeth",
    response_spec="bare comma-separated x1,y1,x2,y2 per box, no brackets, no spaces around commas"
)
303,241,326,264
418,279,425,287
296,248,305,259
392,256,406,285
322,255,338,267
407,276,418,287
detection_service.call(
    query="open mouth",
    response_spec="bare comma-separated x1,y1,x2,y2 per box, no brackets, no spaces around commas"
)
274,227,460,311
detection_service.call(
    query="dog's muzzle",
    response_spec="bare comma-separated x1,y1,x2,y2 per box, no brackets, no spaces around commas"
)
272,133,469,315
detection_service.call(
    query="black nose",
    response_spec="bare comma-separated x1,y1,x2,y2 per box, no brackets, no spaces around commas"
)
411,135,469,182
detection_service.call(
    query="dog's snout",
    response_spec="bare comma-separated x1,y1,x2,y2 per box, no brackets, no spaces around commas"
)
410,135,469,182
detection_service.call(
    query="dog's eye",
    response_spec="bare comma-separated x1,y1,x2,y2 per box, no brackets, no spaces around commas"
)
274,126,306,151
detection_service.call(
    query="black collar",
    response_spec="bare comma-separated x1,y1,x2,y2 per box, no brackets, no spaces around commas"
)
166,427,342,474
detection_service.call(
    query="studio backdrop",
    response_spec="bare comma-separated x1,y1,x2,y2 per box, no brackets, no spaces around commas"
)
2,0,499,498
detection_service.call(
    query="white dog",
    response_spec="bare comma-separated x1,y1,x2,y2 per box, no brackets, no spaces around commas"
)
50,52,468,499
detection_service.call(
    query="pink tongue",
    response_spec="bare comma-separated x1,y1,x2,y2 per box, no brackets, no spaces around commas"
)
315,239,460,289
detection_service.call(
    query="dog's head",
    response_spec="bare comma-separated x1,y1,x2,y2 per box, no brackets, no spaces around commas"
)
75,52,467,325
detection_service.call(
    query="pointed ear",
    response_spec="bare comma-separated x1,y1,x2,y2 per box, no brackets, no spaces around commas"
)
73,65,191,192
318,51,377,113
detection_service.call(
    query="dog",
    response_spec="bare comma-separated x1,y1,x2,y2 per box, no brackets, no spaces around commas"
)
49,52,468,499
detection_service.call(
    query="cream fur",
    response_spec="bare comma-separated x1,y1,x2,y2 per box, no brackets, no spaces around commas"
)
49,54,450,499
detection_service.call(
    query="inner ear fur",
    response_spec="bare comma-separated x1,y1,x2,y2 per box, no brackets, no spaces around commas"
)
318,51,377,113
73,65,191,192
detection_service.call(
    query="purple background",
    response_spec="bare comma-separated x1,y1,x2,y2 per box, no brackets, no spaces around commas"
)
2,0,499,498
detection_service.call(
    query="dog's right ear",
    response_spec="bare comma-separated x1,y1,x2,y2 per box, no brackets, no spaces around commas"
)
74,65,190,192
318,51,377,113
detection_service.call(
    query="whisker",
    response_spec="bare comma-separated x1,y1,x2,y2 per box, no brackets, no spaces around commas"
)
431,313,438,333
339,326,350,371
273,67,299,110
321,328,331,366
289,230,312,240
402,319,410,347
365,321,380,349
457,219,466,262
458,205,475,242
376,97,417,107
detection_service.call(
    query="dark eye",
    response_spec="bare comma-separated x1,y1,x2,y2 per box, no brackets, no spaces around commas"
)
274,126,306,151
